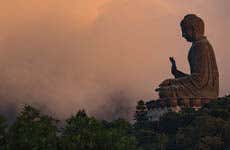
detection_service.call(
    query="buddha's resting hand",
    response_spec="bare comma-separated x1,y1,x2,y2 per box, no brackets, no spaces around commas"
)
159,79,173,87
155,79,173,92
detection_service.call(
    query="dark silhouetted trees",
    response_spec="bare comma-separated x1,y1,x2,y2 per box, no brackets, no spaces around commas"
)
7,105,59,150
61,110,136,150
0,96,229,150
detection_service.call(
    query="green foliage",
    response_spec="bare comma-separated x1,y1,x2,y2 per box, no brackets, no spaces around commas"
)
159,108,196,135
134,100,157,150
176,115,230,150
62,110,137,150
7,105,59,150
201,96,230,120
0,96,229,150
155,133,169,150
134,100,148,123
175,97,230,150
198,136,223,150
140,97,230,150
0,115,7,149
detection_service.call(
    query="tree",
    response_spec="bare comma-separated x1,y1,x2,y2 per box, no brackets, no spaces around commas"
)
198,136,223,150
134,100,148,124
156,134,169,150
7,105,59,150
133,100,156,150
176,115,230,150
62,110,137,150
0,115,7,149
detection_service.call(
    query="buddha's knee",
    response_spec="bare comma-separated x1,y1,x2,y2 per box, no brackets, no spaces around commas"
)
158,89,175,98
159,90,170,98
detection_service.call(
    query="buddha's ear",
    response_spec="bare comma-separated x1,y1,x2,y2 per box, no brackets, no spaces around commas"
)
190,26,196,37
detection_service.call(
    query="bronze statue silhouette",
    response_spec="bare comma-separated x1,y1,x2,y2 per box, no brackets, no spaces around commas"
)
156,14,219,107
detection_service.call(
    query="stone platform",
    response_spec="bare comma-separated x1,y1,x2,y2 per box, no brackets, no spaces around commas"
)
145,98,214,121
146,97,212,109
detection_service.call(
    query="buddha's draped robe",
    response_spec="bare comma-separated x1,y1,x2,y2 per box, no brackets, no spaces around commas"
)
159,37,219,99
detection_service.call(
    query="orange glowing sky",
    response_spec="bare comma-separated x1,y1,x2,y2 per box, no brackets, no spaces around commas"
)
0,0,229,119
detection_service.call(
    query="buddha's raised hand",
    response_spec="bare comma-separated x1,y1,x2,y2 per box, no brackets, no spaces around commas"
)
169,57,177,75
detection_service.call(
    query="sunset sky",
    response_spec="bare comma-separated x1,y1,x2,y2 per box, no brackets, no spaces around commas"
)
0,0,229,120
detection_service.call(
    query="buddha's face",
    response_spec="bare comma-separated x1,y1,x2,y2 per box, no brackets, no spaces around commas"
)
181,26,194,42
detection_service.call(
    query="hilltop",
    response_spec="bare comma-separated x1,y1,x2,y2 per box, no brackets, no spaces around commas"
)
0,96,229,149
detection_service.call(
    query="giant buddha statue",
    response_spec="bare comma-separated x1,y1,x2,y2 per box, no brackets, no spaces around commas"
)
155,14,219,109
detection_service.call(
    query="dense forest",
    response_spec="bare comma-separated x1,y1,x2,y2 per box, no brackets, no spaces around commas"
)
0,96,229,150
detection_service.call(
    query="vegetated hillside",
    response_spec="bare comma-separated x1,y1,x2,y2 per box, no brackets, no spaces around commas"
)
156,96,230,150
0,96,229,150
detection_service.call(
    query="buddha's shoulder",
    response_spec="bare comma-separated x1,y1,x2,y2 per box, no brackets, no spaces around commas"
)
193,39,211,51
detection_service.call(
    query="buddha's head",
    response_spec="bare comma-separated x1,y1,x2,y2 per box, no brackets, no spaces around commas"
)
180,14,205,42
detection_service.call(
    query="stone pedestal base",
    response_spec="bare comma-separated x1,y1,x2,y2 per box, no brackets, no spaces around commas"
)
170,106,181,112
168,98,178,107
201,98,210,105
146,97,216,121
190,98,201,107
146,97,214,111
178,98,190,107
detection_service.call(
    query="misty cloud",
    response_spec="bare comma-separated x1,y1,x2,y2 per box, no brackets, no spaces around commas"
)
0,0,229,120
